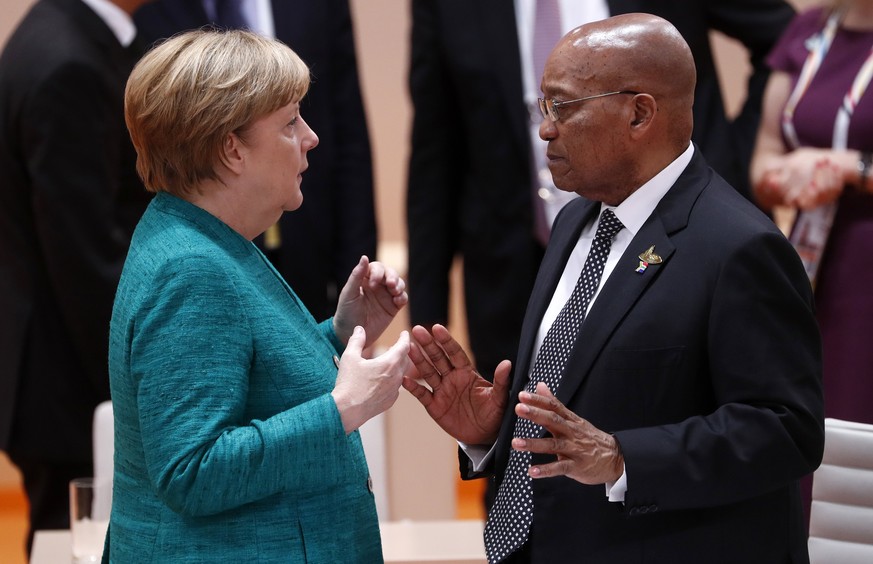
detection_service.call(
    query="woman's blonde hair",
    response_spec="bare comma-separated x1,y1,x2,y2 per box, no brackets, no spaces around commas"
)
125,28,310,196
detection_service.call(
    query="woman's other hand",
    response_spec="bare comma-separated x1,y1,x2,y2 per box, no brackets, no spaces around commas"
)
331,326,412,434
334,256,408,348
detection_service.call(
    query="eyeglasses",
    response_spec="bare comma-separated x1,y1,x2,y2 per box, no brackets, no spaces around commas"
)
537,90,640,122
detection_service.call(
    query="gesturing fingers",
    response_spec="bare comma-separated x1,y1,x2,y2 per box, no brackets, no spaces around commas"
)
431,324,475,372
515,382,581,434
511,383,625,485
409,326,444,391
410,324,456,381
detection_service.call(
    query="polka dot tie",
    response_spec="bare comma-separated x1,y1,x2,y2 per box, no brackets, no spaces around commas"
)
483,209,624,563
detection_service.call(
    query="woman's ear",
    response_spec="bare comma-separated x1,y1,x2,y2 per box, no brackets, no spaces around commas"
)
219,132,246,174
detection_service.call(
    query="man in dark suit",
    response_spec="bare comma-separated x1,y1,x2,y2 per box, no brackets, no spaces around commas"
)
407,0,795,395
133,0,377,321
404,13,823,563
0,0,152,552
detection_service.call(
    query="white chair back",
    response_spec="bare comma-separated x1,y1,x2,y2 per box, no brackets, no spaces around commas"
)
808,418,873,563
92,401,115,513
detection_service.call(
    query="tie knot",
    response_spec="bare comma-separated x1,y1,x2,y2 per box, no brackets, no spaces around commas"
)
596,209,623,240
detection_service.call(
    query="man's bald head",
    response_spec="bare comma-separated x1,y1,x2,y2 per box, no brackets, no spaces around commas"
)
539,14,696,203
553,13,696,147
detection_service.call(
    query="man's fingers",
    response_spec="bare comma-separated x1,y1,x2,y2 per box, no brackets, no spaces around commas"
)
518,383,577,422
431,324,475,371
491,359,513,409
512,435,564,456
408,332,443,391
411,324,455,377
515,398,577,437
527,460,572,480
402,376,433,408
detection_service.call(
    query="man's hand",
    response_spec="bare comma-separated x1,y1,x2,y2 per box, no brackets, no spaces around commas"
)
403,324,510,445
513,383,624,485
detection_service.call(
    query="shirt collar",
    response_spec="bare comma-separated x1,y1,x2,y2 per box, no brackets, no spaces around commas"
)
606,143,694,235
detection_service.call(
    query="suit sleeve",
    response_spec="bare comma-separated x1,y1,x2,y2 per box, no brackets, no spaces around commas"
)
615,229,824,511
22,61,133,395
406,0,463,327
705,0,796,187
328,0,377,282
132,256,353,517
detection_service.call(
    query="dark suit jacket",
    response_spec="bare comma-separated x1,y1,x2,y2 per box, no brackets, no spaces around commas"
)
476,150,824,563
0,0,150,460
134,0,377,321
407,0,795,378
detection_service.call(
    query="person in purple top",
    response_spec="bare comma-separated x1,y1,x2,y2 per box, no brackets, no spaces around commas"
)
752,1,873,428
751,0,873,530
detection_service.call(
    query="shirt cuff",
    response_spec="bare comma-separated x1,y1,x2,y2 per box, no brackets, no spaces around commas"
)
459,440,497,473
605,463,627,503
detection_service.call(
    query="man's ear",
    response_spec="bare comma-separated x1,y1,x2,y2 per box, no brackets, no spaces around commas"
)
628,93,657,136
219,132,246,174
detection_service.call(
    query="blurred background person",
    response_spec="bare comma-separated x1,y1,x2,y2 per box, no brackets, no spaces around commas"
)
133,0,377,322
110,29,410,561
406,0,797,406
0,0,151,554
750,0,873,528
751,0,873,428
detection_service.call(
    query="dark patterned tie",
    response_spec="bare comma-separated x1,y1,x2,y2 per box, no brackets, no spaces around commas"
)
483,209,624,563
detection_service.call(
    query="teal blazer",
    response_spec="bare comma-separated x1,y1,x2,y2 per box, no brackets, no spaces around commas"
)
107,193,381,562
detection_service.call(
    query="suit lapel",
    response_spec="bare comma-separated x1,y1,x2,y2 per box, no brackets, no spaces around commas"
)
554,149,711,408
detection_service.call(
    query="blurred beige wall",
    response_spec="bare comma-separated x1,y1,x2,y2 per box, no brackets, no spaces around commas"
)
0,0,822,517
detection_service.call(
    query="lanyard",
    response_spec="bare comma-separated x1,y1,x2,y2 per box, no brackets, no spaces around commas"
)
781,10,873,150
783,10,873,285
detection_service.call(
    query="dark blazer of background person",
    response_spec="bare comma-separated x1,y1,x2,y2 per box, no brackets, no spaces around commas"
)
0,0,151,540
134,0,376,321
478,149,823,562
406,0,795,379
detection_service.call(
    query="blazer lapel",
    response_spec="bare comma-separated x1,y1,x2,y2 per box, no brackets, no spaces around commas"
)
554,149,711,408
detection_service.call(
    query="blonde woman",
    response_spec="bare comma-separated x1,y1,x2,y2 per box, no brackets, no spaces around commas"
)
108,29,410,562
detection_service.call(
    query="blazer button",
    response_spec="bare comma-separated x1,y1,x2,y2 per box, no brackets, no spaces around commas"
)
367,475,373,492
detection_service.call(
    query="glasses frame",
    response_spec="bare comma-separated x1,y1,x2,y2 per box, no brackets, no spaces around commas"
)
537,90,641,122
